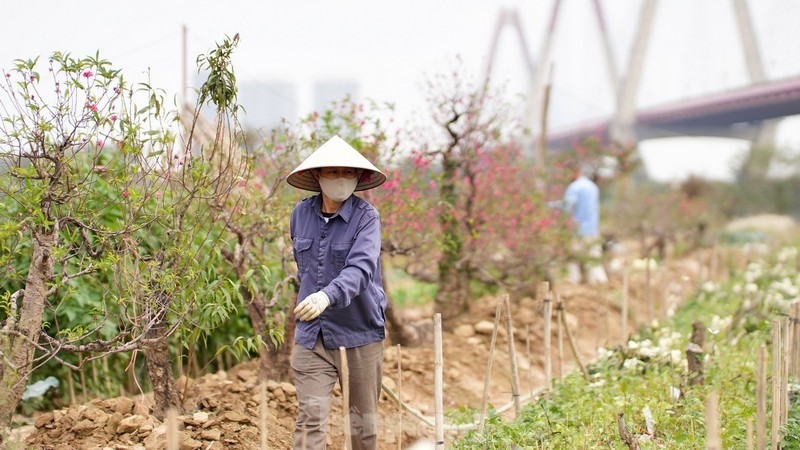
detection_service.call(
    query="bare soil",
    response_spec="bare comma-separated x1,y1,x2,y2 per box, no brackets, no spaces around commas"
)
11,241,732,449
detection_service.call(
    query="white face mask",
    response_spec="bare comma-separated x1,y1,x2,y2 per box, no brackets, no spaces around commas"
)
318,177,358,202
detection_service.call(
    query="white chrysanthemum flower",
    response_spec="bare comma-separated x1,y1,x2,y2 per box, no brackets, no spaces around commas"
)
623,358,640,370
589,379,606,388
597,347,614,360
701,281,717,293
670,350,683,365
732,284,742,293
745,283,758,294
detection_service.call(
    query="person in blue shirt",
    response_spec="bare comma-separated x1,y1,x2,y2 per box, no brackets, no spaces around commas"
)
563,162,608,284
286,135,387,450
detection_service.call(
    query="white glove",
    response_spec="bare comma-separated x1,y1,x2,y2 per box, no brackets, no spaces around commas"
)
294,291,330,321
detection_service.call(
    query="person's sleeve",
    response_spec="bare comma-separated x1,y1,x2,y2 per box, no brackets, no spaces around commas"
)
563,184,578,212
321,211,381,308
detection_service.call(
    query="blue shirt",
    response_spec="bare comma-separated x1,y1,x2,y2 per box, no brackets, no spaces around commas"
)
563,175,600,237
290,194,386,350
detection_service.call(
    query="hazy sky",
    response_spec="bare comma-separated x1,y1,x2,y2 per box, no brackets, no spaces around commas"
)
2,0,799,181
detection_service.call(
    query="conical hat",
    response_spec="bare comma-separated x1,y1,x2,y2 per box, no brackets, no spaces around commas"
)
286,135,387,192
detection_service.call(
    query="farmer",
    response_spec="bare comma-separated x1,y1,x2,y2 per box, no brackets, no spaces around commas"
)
563,161,608,284
286,135,387,450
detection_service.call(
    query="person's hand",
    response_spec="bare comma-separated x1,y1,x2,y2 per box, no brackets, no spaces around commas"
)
294,291,330,321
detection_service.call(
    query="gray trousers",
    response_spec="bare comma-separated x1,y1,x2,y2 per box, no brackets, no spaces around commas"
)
292,336,384,450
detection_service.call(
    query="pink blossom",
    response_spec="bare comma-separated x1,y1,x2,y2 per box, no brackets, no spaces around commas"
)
109,114,118,122
383,179,399,190
83,70,94,78
96,139,104,148
122,190,129,199
114,87,121,95
87,102,98,112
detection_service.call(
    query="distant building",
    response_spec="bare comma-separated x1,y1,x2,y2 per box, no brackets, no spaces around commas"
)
190,72,297,132
238,81,297,132
313,79,360,113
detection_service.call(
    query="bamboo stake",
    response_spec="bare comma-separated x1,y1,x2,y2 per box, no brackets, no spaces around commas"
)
525,325,532,393
260,381,269,450
772,321,782,449
166,407,178,450
67,368,76,405
102,356,112,395
782,317,790,428
747,419,754,450
542,282,552,387
757,346,767,450
340,347,352,450
792,304,800,379
604,288,610,347
90,353,99,395
79,354,87,403
396,344,403,450
645,252,653,324
705,391,720,450
710,241,719,281
433,313,444,449
559,295,590,382
556,303,564,381
504,294,522,417
622,266,629,341
479,304,502,434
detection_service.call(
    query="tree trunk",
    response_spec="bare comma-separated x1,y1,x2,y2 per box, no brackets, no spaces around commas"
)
243,292,294,382
0,229,56,437
144,295,182,420
435,158,470,321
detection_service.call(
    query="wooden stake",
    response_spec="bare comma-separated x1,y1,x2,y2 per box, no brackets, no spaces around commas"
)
782,317,790,428
260,381,269,450
340,347,352,450
747,419,753,450
67,368,76,405
792,304,800,379
79,354,87,403
433,313,444,449
395,344,402,450
504,294,522,417
525,325,532,393
622,267,629,341
771,321,782,448
542,282,552,387
479,304,502,435
559,295,590,382
757,346,767,450
645,253,653,324
102,356,112,395
710,241,719,281
90,353,99,396
556,303,564,381
705,391,720,450
166,407,178,450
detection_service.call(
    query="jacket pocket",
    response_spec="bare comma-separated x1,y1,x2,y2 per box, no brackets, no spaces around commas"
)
293,237,313,275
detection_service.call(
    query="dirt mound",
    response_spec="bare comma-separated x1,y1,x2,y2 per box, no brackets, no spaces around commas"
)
13,241,721,449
